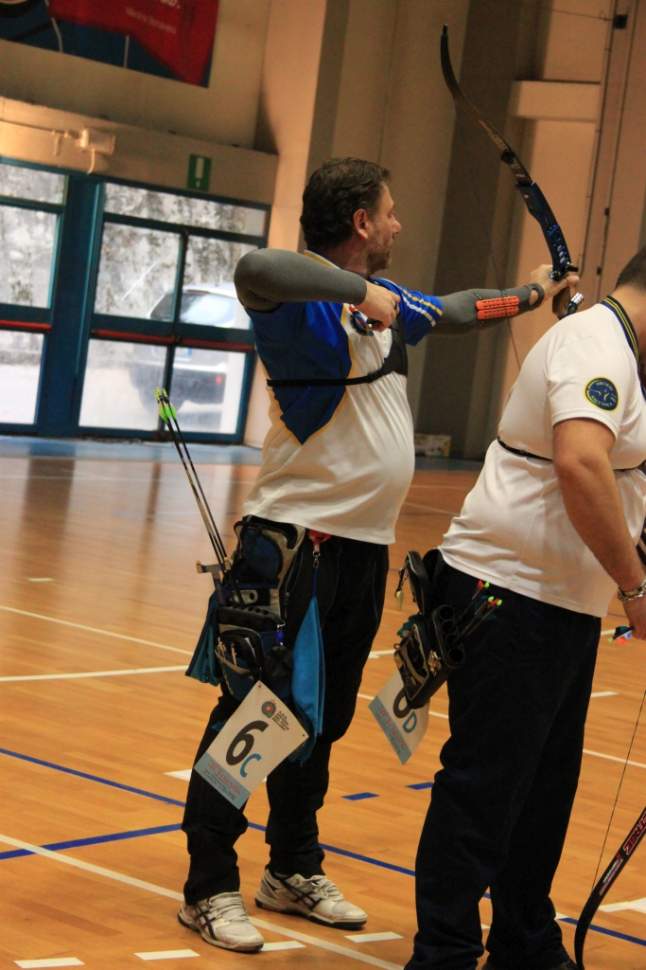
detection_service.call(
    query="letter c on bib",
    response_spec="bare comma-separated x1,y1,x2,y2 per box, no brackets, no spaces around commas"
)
240,752,263,778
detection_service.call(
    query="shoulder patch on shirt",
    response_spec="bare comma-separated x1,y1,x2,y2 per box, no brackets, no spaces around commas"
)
584,377,618,411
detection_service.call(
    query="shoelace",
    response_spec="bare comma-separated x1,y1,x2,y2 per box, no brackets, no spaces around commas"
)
202,893,249,923
308,875,343,899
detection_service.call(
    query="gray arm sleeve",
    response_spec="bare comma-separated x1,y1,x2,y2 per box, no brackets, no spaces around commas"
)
439,285,536,333
234,249,368,311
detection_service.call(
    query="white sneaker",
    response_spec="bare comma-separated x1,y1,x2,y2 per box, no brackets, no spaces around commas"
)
178,891,264,951
255,868,367,928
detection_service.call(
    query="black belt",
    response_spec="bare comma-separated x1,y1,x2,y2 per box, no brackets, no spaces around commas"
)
497,436,643,473
496,437,549,461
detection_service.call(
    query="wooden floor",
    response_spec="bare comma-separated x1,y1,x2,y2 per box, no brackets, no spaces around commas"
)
0,444,644,970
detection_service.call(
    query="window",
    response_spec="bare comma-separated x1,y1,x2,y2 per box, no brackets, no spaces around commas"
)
79,338,165,430
0,163,268,441
0,330,43,424
80,180,266,437
94,223,181,320
103,184,266,235
0,165,65,204
0,162,65,427
0,163,65,309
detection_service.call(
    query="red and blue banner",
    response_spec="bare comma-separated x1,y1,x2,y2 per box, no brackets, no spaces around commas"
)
0,0,219,86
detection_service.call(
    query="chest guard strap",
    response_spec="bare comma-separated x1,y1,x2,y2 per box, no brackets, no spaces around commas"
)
267,319,407,388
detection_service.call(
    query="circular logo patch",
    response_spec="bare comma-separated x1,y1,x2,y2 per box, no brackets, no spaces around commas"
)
261,700,276,718
585,377,618,411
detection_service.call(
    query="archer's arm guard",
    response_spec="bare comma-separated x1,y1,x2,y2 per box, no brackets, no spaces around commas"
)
438,284,541,332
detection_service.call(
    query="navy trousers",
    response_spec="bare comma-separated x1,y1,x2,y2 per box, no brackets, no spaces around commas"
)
406,558,599,970
182,532,388,903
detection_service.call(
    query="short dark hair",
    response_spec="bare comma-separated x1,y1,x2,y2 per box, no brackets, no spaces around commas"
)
300,157,390,252
616,245,646,290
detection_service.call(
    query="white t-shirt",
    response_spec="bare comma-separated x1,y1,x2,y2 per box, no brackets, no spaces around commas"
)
441,299,646,616
243,259,439,544
246,346,414,545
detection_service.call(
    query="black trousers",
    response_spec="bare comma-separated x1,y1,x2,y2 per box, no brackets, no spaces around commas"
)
405,559,600,970
182,532,388,903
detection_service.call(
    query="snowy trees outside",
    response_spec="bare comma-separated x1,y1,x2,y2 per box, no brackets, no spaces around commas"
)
95,184,262,320
0,165,64,312
0,163,265,430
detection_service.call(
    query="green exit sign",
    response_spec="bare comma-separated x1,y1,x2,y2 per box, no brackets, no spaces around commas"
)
187,154,211,191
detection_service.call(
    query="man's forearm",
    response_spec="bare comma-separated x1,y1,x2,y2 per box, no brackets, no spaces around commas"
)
234,249,367,311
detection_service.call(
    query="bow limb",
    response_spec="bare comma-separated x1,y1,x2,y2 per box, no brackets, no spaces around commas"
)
574,804,646,969
440,25,582,319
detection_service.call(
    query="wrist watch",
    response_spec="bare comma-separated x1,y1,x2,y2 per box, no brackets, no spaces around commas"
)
617,576,646,602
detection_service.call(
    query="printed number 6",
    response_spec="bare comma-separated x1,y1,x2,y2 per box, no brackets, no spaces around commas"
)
394,687,417,733
226,720,268,766
393,688,411,719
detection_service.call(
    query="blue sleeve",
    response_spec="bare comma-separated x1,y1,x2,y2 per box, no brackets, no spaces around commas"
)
372,277,443,345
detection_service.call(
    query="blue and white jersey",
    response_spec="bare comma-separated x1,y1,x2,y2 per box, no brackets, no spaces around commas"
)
244,253,442,544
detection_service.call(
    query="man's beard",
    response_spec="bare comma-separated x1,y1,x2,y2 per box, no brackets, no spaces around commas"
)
366,246,391,276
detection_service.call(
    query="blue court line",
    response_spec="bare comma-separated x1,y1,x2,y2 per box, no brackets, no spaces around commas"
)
0,747,185,807
1,746,644,951
557,916,645,949
0,823,182,860
343,792,379,801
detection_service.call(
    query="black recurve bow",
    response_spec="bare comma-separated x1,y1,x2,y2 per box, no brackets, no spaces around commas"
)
440,25,583,318
574,803,646,968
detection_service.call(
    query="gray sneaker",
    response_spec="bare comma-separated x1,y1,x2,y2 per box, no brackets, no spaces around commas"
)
255,868,367,928
178,891,264,952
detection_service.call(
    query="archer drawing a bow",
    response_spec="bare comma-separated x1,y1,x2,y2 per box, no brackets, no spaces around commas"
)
441,25,583,320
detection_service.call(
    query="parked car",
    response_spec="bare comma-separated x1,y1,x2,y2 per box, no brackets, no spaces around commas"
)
129,283,247,407
149,282,249,329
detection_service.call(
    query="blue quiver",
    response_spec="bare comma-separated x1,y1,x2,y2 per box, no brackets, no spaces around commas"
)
186,589,222,686
185,516,326,761
187,596,290,702
289,593,326,763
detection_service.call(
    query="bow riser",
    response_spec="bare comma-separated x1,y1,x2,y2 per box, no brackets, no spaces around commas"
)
516,181,577,279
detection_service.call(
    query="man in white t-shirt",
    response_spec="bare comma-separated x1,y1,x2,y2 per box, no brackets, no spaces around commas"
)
177,158,576,954
405,246,646,970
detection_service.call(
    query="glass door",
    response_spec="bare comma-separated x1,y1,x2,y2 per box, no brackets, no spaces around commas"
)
0,163,66,426
79,182,266,438
0,160,269,441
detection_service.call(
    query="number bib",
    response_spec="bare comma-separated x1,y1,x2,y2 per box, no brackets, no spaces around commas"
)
195,681,309,807
369,670,429,764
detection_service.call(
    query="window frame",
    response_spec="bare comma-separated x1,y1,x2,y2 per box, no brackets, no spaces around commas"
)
0,158,269,442
0,159,67,428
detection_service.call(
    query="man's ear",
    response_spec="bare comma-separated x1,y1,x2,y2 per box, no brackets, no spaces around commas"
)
352,207,369,240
